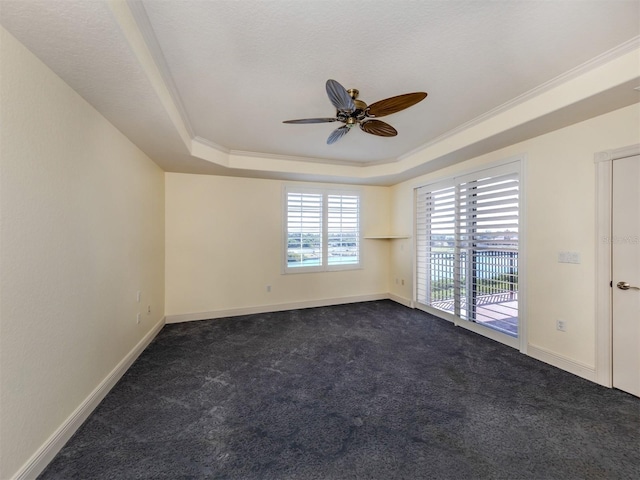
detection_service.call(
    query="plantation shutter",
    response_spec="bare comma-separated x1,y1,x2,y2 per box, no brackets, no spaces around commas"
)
457,171,519,322
285,187,360,272
286,191,323,268
327,194,360,266
416,183,456,307
415,161,520,338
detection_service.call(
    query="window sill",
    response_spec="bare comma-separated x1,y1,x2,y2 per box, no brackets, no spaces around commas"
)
283,264,363,274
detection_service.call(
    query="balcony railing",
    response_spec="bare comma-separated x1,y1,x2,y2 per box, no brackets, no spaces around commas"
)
427,250,518,336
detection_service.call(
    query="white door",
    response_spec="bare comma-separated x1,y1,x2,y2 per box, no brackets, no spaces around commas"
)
612,154,640,397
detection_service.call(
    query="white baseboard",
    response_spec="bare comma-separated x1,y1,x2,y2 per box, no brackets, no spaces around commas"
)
13,317,166,480
165,293,392,324
527,344,597,383
388,293,414,309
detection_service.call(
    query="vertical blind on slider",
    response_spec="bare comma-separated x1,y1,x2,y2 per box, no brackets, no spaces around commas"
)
327,194,359,266
287,192,322,267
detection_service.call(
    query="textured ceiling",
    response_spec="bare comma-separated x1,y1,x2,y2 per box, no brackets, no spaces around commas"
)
1,0,639,183
140,0,639,163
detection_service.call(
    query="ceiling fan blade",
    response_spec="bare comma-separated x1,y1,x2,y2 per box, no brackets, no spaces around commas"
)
360,120,397,137
326,79,355,113
327,125,351,145
366,92,428,118
283,118,337,124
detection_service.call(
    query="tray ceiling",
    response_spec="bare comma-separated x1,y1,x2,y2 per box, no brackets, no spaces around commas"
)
1,0,639,184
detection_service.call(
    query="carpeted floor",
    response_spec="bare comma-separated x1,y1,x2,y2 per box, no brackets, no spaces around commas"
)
39,300,640,479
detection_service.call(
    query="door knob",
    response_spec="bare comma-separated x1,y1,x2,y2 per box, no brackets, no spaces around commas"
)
617,281,640,291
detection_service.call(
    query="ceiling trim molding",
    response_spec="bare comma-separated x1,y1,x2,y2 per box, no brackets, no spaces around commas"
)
399,35,640,162
228,150,380,167
193,136,230,154
106,0,192,149
126,0,195,139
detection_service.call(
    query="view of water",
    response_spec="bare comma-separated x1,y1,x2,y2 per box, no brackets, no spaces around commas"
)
289,255,359,267
429,251,517,279
288,251,517,279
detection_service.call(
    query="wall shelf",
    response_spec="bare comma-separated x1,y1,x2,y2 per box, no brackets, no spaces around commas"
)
364,235,411,239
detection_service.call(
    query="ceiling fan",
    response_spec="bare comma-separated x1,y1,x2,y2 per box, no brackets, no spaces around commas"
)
283,79,427,145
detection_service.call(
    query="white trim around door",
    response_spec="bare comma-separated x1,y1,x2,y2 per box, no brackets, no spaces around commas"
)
594,143,640,387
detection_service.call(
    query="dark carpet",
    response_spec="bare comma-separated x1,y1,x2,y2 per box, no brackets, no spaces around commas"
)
39,300,640,479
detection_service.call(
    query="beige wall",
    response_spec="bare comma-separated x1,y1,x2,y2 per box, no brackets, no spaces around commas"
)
0,28,165,479
390,103,640,369
165,173,390,317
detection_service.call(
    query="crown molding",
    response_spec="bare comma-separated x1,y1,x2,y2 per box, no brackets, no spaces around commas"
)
399,35,640,162
126,0,195,139
193,136,230,154
228,149,377,167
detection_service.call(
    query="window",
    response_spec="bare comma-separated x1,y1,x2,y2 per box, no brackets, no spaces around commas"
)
285,187,360,272
416,161,520,339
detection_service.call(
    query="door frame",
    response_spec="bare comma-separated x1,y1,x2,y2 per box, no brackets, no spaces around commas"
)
594,143,640,387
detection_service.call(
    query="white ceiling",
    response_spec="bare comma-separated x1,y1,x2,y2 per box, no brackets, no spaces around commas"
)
1,0,639,185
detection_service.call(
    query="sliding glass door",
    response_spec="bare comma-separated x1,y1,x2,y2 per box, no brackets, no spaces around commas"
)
416,161,520,341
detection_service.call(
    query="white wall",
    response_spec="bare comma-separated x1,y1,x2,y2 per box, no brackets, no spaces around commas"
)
165,173,391,319
0,27,165,479
390,103,640,374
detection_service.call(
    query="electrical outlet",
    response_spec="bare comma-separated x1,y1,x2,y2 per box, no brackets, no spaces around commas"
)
136,313,141,324
136,290,141,303
401,279,405,286
266,285,271,293
556,319,566,332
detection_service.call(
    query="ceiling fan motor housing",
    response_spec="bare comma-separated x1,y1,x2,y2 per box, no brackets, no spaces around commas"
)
338,90,368,126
